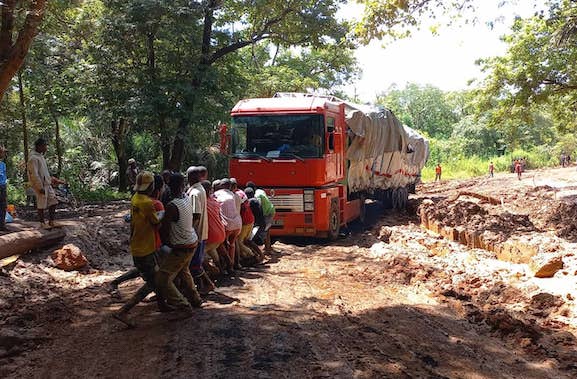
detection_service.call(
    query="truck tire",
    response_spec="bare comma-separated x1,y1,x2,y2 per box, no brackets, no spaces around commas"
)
328,199,340,241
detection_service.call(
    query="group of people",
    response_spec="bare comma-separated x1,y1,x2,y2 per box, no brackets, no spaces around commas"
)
111,162,277,327
511,158,526,180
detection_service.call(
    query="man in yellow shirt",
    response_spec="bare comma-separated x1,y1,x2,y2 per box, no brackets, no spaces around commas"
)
114,171,166,327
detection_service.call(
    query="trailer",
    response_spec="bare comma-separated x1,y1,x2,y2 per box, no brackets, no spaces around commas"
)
225,93,429,239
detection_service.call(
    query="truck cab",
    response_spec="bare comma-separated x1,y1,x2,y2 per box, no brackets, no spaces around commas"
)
228,94,363,239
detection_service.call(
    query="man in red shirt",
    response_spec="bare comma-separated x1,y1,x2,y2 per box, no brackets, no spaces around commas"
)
201,180,227,273
435,164,442,182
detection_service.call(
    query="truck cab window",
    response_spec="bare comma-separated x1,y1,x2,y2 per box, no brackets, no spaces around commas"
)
231,114,324,159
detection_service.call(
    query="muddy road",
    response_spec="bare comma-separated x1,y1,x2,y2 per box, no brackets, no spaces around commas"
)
1,167,577,378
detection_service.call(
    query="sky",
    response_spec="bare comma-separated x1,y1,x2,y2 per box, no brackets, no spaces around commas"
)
341,1,546,102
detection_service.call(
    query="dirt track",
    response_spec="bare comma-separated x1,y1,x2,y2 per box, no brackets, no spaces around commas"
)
1,166,577,378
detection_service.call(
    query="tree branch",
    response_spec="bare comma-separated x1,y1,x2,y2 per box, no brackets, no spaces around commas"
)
0,0,48,100
207,8,295,65
0,0,16,61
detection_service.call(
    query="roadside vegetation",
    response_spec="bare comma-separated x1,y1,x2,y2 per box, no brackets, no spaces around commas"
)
1,1,576,199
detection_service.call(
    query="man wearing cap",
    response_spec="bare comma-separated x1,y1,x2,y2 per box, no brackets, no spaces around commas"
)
186,166,215,294
27,138,65,228
126,158,138,193
0,146,7,231
113,171,169,326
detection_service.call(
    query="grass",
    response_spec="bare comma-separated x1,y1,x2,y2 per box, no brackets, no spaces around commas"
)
421,149,559,182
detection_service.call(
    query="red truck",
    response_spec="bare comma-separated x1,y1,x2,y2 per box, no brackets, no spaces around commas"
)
225,93,428,239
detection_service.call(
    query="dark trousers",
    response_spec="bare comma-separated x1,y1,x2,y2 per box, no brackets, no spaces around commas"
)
0,185,6,228
133,252,160,287
190,240,206,276
117,252,161,314
111,268,141,286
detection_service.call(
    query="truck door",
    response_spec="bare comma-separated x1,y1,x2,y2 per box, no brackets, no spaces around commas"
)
326,113,343,181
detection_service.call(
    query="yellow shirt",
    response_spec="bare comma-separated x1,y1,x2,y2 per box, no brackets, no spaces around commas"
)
130,193,160,257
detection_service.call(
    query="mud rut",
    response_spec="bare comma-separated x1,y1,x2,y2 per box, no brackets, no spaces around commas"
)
2,198,576,378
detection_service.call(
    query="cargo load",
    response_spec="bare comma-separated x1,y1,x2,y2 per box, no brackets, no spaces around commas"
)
345,104,429,193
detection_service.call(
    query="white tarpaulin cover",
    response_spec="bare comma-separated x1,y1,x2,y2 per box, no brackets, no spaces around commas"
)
345,103,429,192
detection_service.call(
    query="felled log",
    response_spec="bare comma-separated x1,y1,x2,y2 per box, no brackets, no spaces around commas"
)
0,229,66,260
451,191,502,205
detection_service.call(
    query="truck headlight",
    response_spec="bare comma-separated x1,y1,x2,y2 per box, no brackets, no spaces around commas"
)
304,189,314,212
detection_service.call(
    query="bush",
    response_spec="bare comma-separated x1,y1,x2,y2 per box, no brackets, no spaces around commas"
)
70,185,128,203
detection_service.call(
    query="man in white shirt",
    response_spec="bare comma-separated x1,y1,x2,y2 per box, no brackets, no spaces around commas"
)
186,166,214,294
214,178,242,273
27,138,65,228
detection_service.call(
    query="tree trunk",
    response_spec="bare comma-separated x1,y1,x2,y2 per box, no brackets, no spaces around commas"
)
0,228,66,260
160,116,171,170
111,118,130,191
0,0,48,101
168,2,216,171
145,30,171,170
168,118,189,171
17,69,29,181
50,108,63,177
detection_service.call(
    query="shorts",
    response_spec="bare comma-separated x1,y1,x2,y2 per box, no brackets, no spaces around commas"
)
36,186,58,210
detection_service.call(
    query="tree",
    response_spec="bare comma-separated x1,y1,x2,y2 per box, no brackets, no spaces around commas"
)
242,42,359,98
163,0,355,170
0,0,48,100
354,0,479,42
475,1,577,135
377,83,458,138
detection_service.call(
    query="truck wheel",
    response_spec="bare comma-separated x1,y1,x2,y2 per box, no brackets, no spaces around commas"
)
328,200,340,240
358,194,367,224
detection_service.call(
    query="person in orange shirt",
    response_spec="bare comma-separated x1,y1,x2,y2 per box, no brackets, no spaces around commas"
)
435,163,442,182
514,159,522,180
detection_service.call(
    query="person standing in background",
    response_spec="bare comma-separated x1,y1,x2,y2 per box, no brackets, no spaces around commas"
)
127,158,139,193
27,138,65,228
435,163,442,182
0,146,7,231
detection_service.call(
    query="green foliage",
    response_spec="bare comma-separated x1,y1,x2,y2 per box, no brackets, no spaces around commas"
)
421,146,559,182
450,115,501,157
3,0,575,193
377,83,458,138
354,0,478,42
6,184,27,206
475,0,577,136
243,42,359,98
70,186,128,203
554,133,577,157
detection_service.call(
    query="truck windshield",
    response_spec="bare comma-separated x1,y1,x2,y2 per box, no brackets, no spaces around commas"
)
231,114,324,159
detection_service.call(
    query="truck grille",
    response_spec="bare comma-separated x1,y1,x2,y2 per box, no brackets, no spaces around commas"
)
270,193,304,212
